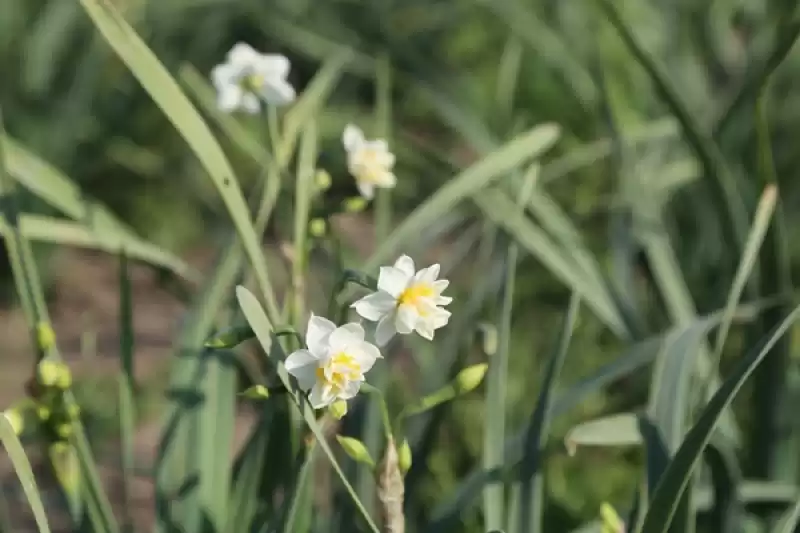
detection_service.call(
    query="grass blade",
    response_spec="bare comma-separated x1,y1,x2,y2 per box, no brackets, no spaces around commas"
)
773,497,800,533
0,414,52,533
709,185,778,380
2,134,194,279
118,252,136,532
637,304,800,533
360,123,560,272
518,294,580,533
78,0,279,321
473,188,624,336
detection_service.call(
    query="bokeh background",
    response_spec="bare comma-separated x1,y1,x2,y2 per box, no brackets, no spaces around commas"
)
2,0,800,531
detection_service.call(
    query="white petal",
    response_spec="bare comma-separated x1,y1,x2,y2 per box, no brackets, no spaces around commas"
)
435,295,453,306
375,171,397,189
352,341,382,373
430,306,452,329
393,255,416,277
211,63,240,89
240,93,261,114
352,291,396,321
356,180,375,200
340,380,361,400
375,315,397,346
260,79,296,106
228,42,261,67
415,320,435,340
284,349,319,391
309,383,333,409
433,279,449,293
306,314,336,357
257,54,290,78
395,304,418,335
217,85,243,112
343,124,365,152
415,264,441,284
378,267,411,298
329,322,366,349
363,139,389,154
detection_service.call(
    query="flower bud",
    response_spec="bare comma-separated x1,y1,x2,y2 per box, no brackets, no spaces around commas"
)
398,438,412,475
600,502,625,533
309,218,327,238
240,385,270,400
55,423,73,440
36,322,56,353
454,363,489,394
36,405,51,422
314,169,332,191
343,196,368,213
329,399,348,420
336,435,375,467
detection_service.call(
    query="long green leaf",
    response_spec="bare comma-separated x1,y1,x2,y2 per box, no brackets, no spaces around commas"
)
118,252,136,532
518,294,580,533
637,304,800,533
0,414,52,533
710,185,778,378
78,0,279,321
2,135,194,279
774,497,800,533
360,123,560,272
474,188,624,335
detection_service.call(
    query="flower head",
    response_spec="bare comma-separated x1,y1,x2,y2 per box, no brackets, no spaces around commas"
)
285,315,382,412
352,255,452,346
342,124,396,200
211,43,296,113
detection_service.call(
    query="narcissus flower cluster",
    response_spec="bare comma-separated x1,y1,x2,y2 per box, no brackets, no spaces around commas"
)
212,45,397,202
283,256,452,415
213,47,445,414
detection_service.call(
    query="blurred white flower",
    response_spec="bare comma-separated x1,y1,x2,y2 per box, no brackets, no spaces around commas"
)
285,315,382,412
342,124,396,199
352,254,452,346
211,42,296,113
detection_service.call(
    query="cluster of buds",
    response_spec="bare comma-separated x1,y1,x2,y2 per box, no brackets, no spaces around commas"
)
22,359,79,443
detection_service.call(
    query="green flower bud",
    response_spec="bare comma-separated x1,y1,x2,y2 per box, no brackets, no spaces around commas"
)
600,502,625,533
55,423,73,440
36,405,51,422
36,322,56,352
343,196,368,213
314,169,332,191
329,399,348,420
398,438,412,475
309,218,327,238
239,385,270,400
454,363,489,394
336,435,375,467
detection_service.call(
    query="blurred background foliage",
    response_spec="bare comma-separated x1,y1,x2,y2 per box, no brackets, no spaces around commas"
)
2,0,800,531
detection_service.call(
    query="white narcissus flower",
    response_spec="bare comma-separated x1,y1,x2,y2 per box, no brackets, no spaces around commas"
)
285,315,382,412
211,42,296,113
352,255,452,346
342,124,397,200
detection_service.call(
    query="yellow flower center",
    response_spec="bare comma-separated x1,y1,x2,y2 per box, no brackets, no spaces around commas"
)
354,148,387,183
399,283,434,314
316,352,362,393
241,73,264,93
